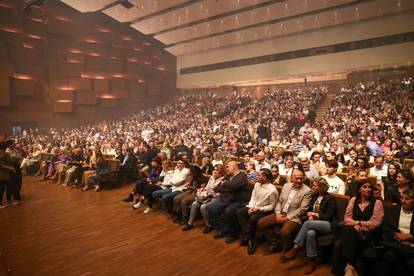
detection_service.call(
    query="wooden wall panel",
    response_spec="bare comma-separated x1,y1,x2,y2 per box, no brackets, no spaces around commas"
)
53,101,73,113
0,87,11,107
147,78,161,95
68,77,91,91
110,78,125,89
12,78,35,95
10,47,41,64
57,62,83,77
93,79,109,91
50,90,74,101
0,0,176,133
99,98,118,108
47,19,73,36
75,91,96,105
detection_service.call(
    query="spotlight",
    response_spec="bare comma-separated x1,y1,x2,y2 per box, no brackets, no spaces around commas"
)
24,0,46,13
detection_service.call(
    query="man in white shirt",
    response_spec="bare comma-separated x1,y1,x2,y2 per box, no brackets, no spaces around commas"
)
322,161,345,195
369,156,387,181
153,159,190,214
254,151,271,172
236,168,279,254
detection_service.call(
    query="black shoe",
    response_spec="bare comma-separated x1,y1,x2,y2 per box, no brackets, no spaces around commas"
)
123,194,133,202
213,231,227,240
180,218,188,225
203,225,213,234
225,236,238,244
240,238,249,247
247,240,257,255
182,224,194,231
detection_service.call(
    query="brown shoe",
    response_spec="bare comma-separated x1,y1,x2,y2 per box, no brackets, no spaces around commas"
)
304,257,316,275
280,246,300,263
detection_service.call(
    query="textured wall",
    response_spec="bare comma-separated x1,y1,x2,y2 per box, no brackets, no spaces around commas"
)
0,0,176,132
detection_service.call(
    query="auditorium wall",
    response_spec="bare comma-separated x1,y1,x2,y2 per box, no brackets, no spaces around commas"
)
0,0,176,133
177,11,414,89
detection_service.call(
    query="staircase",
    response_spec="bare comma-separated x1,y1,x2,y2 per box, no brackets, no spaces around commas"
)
314,91,337,122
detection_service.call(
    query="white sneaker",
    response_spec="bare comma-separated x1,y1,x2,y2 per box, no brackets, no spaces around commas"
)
132,201,143,209
143,207,152,214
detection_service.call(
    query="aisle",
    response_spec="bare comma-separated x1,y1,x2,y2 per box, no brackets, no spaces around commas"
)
0,177,332,276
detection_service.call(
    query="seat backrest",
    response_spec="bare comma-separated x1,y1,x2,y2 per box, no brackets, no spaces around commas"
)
106,159,120,172
403,158,414,170
332,193,350,222
337,172,347,182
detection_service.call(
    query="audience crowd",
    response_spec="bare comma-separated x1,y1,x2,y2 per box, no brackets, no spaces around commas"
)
1,79,414,276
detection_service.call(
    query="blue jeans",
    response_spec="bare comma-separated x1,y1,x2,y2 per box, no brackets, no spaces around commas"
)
159,190,182,213
208,200,243,238
293,220,331,257
153,189,172,210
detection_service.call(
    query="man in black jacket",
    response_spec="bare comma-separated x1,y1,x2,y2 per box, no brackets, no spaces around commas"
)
207,161,249,243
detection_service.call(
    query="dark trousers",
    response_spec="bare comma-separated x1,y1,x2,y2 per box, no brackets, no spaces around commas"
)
161,191,182,213
383,250,414,276
173,190,194,218
236,207,272,240
208,200,243,238
257,214,301,252
10,169,22,200
144,184,162,208
74,166,89,185
0,180,8,204
332,225,377,276
134,178,148,196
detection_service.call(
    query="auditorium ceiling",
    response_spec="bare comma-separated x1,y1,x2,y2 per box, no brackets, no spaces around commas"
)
61,0,413,56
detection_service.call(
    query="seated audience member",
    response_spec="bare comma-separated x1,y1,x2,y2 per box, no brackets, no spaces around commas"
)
172,165,209,224
383,162,400,202
369,156,388,181
271,164,284,186
300,157,319,180
384,150,397,167
207,161,249,243
142,160,174,214
278,154,294,176
62,148,84,186
311,152,327,176
257,170,312,255
396,144,413,164
333,180,384,276
129,158,162,209
322,160,345,195
52,149,72,183
118,147,137,184
236,168,279,255
73,148,94,188
152,159,190,214
211,152,224,167
200,157,214,175
20,145,41,175
270,152,283,166
386,169,414,204
245,161,257,185
346,170,368,198
239,154,251,170
254,151,271,172
191,147,203,167
182,164,225,231
280,178,337,274
82,151,108,192
381,188,414,276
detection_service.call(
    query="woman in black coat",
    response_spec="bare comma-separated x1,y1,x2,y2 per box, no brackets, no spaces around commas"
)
279,177,337,274
381,188,414,276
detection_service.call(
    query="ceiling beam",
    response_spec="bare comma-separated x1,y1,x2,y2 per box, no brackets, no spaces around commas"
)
164,0,372,48
128,0,203,25
151,0,287,37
